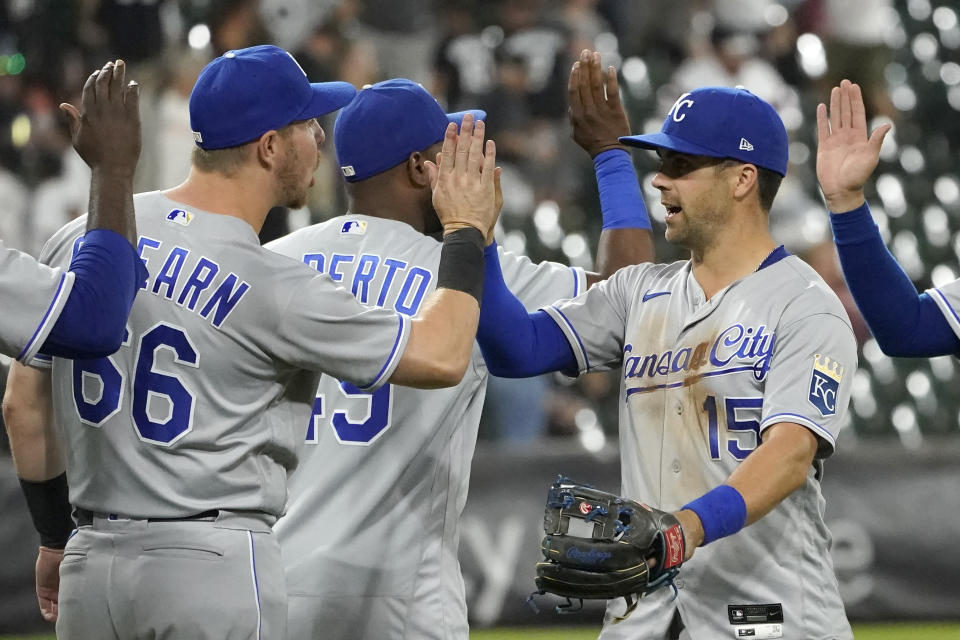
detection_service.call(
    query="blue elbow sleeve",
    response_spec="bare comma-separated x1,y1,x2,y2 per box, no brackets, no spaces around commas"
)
831,204,960,357
477,243,576,377
41,230,147,358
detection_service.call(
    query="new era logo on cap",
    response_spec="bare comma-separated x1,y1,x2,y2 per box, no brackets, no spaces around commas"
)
739,138,754,151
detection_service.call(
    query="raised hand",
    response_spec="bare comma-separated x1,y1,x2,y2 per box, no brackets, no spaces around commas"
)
816,79,891,213
424,113,499,240
60,59,141,176
568,49,630,157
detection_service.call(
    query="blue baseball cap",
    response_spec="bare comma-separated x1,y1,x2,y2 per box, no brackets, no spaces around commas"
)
189,44,357,150
620,87,789,176
334,78,486,182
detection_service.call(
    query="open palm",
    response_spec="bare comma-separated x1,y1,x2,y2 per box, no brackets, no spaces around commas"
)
816,80,891,213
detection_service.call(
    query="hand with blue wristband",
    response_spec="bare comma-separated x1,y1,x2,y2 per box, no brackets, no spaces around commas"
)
680,485,747,547
569,49,653,274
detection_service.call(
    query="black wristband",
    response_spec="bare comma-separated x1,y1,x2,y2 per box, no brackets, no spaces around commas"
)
18,473,74,549
437,227,485,304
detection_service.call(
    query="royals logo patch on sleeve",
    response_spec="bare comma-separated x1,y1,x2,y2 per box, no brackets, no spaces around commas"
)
808,354,843,417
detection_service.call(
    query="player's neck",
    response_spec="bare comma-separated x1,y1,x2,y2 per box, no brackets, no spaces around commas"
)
689,221,776,300
347,183,430,234
163,168,273,233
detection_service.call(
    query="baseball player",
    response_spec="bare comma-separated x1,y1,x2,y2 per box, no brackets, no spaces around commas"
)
818,80,960,357
477,87,857,639
3,45,498,640
268,50,653,640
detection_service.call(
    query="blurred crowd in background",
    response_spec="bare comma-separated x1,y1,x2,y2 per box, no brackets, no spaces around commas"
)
1,0,959,452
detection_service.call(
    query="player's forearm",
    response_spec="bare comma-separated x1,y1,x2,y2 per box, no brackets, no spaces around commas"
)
85,167,138,246
390,289,478,388
586,150,654,285
677,423,817,557
7,381,75,549
591,229,655,284
831,202,960,356
391,228,487,388
725,422,818,526
3,363,64,481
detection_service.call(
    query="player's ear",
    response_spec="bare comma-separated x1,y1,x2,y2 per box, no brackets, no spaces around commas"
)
407,151,431,188
732,163,759,203
255,130,281,170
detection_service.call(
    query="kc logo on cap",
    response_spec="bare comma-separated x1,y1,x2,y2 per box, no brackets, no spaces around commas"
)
668,93,695,123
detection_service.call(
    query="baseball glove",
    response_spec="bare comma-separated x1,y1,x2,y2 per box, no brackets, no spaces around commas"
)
532,476,686,622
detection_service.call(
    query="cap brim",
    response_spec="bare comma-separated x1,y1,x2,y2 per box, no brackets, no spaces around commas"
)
447,110,487,127
296,81,358,120
619,132,725,159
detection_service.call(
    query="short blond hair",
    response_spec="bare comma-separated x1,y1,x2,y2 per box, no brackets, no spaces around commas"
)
190,124,297,176
191,144,252,176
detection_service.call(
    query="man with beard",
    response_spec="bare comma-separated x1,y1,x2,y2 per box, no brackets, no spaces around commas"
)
476,86,857,640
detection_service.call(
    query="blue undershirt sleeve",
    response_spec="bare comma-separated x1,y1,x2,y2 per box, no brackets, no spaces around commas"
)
477,242,577,377
41,229,148,359
830,203,960,357
595,149,652,230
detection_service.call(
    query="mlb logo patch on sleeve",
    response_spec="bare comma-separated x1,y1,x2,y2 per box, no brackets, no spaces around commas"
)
808,354,843,417
166,209,194,227
341,220,367,235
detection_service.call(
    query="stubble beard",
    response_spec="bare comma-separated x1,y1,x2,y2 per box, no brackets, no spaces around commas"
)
277,146,313,210
666,205,729,259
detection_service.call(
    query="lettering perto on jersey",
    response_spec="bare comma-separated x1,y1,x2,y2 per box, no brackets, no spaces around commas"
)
301,250,431,316
71,234,251,329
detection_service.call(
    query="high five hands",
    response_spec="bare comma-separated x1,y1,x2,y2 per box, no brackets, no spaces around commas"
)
425,113,502,244
816,79,892,214
60,59,141,176
568,48,631,158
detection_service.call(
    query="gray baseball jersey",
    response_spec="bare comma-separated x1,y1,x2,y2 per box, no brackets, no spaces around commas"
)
266,214,585,640
0,241,75,362
928,281,960,343
34,191,409,519
543,252,856,640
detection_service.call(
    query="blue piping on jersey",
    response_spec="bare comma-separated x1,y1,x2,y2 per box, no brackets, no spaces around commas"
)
761,412,835,442
571,267,581,298
625,364,759,397
757,245,789,271
358,313,407,390
18,272,69,362
248,531,262,640
550,305,591,371
932,288,960,330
